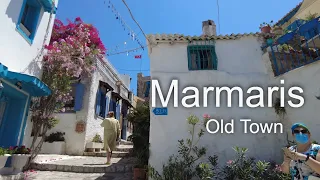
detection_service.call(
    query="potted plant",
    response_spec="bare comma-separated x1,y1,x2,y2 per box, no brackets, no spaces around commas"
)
41,132,66,154
260,21,273,33
85,134,103,152
127,102,150,180
305,12,318,21
10,145,31,173
0,147,10,169
133,146,149,180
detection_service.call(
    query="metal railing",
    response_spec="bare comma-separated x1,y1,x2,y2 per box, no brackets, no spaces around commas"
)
264,17,320,76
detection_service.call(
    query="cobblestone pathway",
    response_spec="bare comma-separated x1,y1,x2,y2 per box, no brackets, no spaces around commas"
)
26,171,133,180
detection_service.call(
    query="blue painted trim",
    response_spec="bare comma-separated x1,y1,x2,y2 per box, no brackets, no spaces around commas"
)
19,96,30,145
95,89,101,116
16,0,42,44
276,4,302,26
74,83,85,111
0,101,10,146
39,0,57,13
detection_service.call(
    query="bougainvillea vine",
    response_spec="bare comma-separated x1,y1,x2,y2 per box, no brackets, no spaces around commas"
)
25,17,106,169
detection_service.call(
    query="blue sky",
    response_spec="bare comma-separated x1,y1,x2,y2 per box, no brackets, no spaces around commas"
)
56,0,302,95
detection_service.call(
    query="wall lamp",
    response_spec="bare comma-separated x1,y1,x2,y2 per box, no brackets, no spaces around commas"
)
15,81,22,89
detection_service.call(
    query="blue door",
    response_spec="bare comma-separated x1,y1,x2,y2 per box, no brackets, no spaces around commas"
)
0,82,28,147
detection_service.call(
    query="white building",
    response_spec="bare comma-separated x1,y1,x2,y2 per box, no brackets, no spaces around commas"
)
0,0,58,174
23,57,134,155
147,18,320,172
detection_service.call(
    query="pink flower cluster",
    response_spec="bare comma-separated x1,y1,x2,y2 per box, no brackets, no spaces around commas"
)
42,17,106,107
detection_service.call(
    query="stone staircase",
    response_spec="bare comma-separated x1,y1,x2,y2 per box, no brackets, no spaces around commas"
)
30,140,135,176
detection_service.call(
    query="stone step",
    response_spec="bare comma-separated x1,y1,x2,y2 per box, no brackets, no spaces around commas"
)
0,173,24,180
26,171,133,180
31,156,137,173
120,140,133,145
83,151,131,158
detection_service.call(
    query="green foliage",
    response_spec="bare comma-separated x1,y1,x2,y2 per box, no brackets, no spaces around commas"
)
148,115,218,180
127,102,150,168
92,134,103,143
305,12,318,21
45,132,65,143
221,146,291,180
0,147,8,156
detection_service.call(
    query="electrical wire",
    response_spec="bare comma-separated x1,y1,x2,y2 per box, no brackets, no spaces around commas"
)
118,68,149,72
217,0,221,34
121,0,150,44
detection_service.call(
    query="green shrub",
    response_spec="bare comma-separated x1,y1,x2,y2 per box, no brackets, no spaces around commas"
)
221,146,291,180
148,115,218,180
92,134,103,143
45,132,65,143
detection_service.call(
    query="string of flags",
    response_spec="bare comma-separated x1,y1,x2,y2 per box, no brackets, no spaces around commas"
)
105,0,144,58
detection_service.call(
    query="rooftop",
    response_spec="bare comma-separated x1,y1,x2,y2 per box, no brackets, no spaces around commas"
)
147,32,272,44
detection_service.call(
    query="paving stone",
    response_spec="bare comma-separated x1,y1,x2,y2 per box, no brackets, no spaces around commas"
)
0,173,25,180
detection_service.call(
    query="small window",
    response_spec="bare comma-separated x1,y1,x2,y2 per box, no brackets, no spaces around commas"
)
187,45,218,70
95,81,111,118
64,85,76,111
17,0,41,43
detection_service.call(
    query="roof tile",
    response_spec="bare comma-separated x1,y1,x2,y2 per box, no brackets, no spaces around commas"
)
147,32,272,43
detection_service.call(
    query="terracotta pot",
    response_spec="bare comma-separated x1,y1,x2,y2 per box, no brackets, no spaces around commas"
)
133,168,147,180
260,26,271,33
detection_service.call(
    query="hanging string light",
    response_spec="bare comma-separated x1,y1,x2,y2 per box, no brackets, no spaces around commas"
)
107,0,144,49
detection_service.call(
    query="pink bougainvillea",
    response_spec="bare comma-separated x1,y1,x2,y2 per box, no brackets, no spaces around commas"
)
27,17,106,166
40,17,106,108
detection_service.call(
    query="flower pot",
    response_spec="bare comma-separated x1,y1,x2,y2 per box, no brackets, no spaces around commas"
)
0,154,10,169
41,141,66,154
261,26,271,33
11,154,30,171
133,168,147,180
266,38,274,45
85,142,104,152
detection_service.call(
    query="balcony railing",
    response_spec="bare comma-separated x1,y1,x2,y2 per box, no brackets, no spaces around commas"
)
264,17,320,76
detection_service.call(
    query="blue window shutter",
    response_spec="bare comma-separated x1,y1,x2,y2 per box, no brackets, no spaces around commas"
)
74,83,85,111
145,81,150,97
95,88,101,116
24,6,39,33
116,104,120,119
104,96,109,118
109,100,115,112
100,93,106,118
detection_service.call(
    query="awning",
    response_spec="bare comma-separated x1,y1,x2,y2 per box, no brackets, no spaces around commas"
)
111,92,122,101
99,80,114,91
0,64,51,97
122,97,133,107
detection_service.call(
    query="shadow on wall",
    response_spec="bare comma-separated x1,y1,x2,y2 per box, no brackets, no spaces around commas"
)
5,0,21,24
24,61,43,77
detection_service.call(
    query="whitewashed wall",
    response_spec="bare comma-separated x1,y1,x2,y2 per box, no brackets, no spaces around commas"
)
25,58,132,155
1,0,59,150
0,0,58,77
148,36,294,173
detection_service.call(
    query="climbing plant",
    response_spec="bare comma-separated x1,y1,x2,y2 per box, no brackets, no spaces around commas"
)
25,17,106,169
